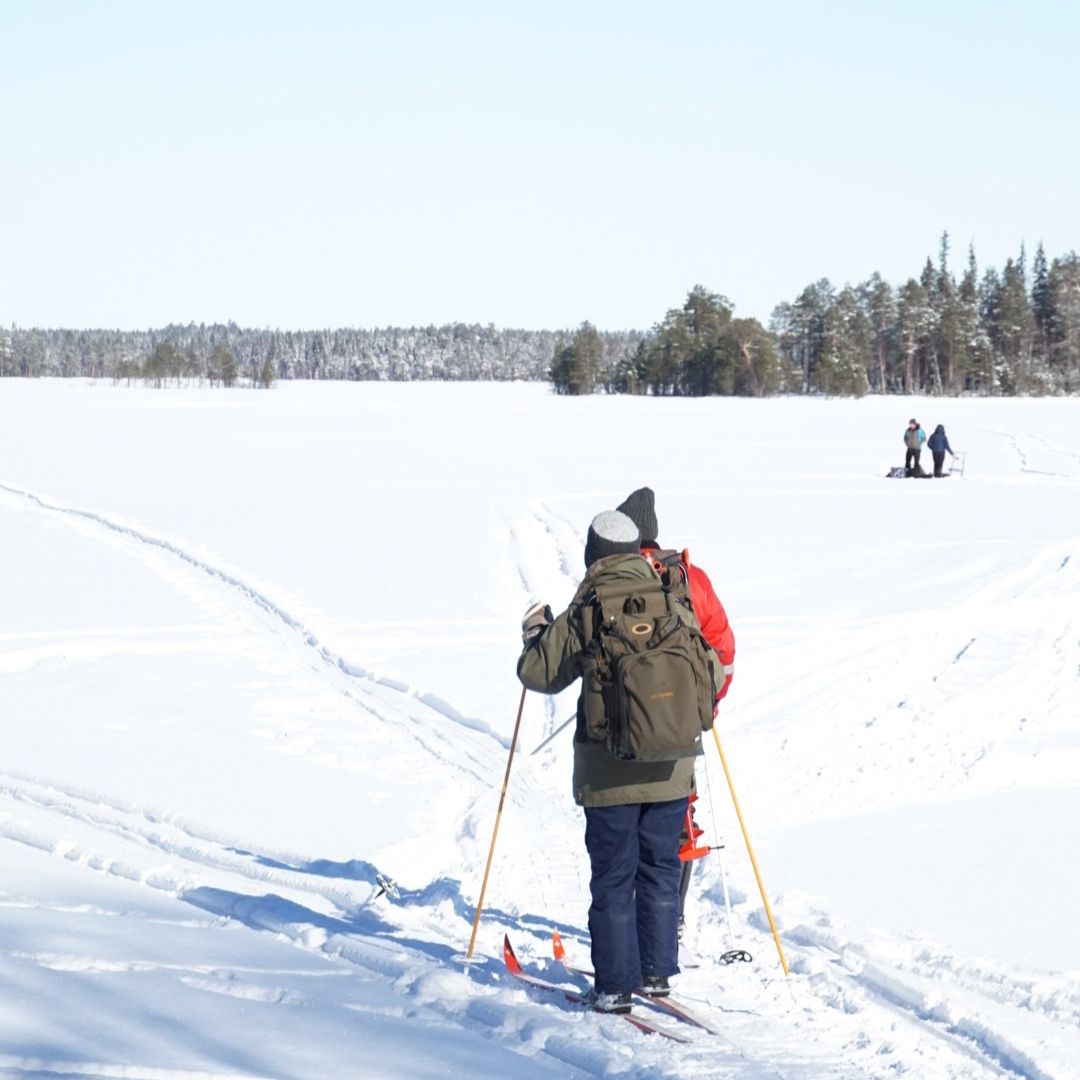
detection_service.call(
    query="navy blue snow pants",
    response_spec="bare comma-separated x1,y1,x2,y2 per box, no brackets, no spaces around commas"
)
583,797,687,994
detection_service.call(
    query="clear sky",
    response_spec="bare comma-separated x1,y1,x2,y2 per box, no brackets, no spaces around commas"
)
2,0,1078,332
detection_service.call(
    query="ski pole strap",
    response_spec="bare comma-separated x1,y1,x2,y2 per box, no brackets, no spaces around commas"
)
719,949,753,965
374,872,399,900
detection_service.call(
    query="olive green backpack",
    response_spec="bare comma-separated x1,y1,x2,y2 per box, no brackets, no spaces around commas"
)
581,552,717,762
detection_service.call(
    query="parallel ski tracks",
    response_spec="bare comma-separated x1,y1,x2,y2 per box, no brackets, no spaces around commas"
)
2,766,1053,1079
0,770,373,916
0,479,508,788
788,922,1062,1080
0,771,719,1077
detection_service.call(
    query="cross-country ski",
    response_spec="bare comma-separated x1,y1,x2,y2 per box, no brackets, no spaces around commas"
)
501,935,691,1042
552,929,719,1034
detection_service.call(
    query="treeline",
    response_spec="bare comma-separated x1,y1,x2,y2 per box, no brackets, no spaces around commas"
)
551,287,782,396
4,236,1079,397
772,236,1080,396
552,235,1080,397
0,322,640,384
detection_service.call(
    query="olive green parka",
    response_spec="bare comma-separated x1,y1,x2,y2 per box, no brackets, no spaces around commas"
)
516,553,695,808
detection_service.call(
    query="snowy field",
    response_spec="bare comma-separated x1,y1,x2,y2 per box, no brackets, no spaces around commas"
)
1,379,1078,1079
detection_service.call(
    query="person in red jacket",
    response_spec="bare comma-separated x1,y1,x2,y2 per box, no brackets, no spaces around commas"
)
615,487,735,940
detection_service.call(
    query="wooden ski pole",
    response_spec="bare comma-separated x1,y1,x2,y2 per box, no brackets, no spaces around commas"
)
466,686,527,960
712,726,789,976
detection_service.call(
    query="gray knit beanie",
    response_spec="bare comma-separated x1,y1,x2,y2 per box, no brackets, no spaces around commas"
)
615,487,659,546
584,510,641,569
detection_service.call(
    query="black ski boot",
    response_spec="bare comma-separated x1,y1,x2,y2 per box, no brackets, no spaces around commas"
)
583,988,633,1014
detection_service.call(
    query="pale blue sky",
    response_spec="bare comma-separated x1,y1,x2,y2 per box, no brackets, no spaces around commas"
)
2,1,1077,331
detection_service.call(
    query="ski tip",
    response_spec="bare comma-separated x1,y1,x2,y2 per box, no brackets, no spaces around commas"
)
552,928,565,960
502,934,523,974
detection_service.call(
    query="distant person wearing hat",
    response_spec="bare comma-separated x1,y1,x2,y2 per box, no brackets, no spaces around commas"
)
517,509,692,1015
904,419,926,475
927,424,955,477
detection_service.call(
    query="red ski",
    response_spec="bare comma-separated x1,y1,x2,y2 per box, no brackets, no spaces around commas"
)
552,929,718,1035
502,935,689,1043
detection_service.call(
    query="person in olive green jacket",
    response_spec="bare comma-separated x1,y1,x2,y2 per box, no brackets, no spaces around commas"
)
904,418,926,474
517,509,691,1013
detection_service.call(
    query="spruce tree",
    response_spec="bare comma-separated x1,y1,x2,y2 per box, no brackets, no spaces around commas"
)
820,287,870,395
858,273,896,392
1031,242,1053,372
989,255,1036,393
549,322,603,395
955,247,988,392
1048,253,1080,392
896,279,932,393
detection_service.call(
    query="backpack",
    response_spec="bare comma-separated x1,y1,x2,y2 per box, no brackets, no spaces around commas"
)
580,552,718,762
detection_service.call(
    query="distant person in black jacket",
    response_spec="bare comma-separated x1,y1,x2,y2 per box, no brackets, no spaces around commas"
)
927,424,954,477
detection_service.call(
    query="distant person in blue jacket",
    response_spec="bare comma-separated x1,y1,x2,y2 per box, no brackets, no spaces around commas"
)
904,419,926,474
927,424,954,477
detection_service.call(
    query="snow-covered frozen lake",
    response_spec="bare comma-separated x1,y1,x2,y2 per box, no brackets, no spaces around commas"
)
2,379,1078,1078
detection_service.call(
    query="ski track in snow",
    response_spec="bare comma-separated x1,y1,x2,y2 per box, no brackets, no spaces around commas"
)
785,919,1070,1080
981,428,1080,479
505,499,586,744
0,478,511,794
739,531,1080,829
0,771,766,1079
18,750,1030,1080
5,756,1066,1080
0,1059,271,1080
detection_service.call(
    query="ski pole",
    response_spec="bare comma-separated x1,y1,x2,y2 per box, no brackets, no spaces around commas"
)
530,712,574,755
466,686,527,960
711,726,789,976
703,785,738,954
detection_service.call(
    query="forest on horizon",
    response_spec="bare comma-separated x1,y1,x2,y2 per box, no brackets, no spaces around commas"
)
3,235,1078,397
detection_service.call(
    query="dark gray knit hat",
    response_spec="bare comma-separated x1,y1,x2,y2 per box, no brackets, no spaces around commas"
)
616,487,659,545
584,510,640,569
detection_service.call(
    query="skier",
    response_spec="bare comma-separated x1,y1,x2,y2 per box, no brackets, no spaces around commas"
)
615,487,734,940
904,418,926,475
518,510,694,1014
927,424,954,478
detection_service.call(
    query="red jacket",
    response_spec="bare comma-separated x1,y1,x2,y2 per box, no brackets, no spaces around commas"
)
642,546,735,700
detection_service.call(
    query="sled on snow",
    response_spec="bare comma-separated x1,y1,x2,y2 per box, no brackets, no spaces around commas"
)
886,464,932,478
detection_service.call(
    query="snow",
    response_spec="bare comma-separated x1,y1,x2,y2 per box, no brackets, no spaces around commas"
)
1,379,1078,1079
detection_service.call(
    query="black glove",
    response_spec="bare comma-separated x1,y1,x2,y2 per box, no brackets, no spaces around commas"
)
521,602,553,643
